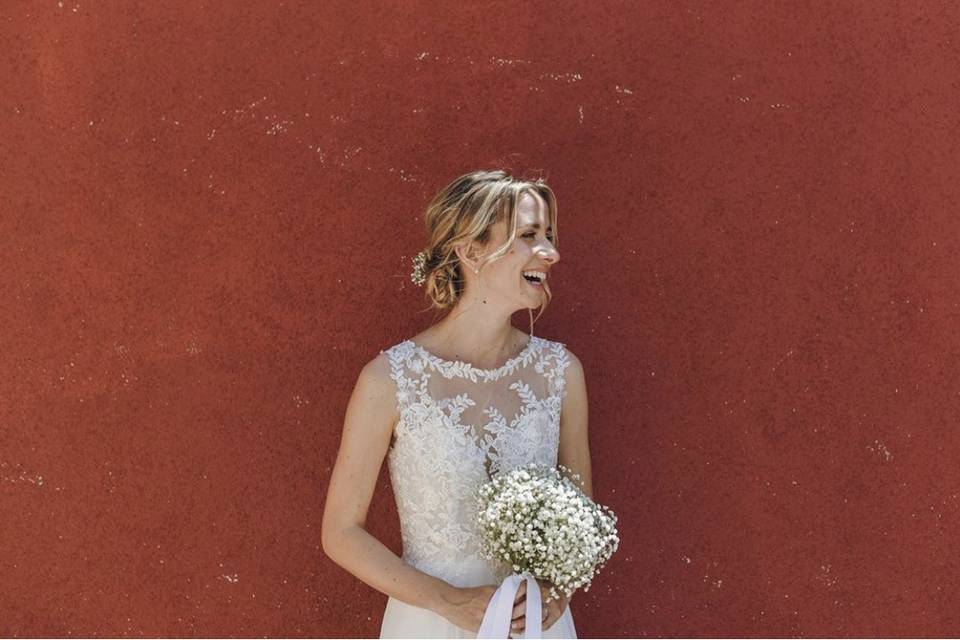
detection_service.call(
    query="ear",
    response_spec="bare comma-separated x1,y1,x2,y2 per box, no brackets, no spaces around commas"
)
454,240,481,272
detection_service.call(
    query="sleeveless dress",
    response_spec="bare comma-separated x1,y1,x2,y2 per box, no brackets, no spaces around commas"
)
377,334,579,639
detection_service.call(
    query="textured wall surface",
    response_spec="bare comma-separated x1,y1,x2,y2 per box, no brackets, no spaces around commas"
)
3,0,960,637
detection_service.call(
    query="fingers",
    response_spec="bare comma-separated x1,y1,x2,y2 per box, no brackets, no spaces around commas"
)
512,613,551,634
545,604,562,626
512,580,526,619
511,580,528,631
513,580,526,603
512,600,554,633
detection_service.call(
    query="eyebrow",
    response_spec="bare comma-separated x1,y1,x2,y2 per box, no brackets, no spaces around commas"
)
521,222,553,231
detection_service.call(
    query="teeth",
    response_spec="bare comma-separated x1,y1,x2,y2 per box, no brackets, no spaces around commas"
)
522,270,547,282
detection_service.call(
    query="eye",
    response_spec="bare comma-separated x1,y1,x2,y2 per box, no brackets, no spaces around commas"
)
523,232,555,241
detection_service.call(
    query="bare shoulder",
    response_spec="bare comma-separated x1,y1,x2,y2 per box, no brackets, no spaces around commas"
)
561,343,583,367
363,349,394,381
558,344,587,411
354,350,399,422
559,342,586,381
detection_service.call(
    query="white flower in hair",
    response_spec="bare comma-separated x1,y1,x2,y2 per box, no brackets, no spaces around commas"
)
410,250,429,286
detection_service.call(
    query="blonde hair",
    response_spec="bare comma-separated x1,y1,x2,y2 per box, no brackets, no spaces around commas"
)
417,169,559,325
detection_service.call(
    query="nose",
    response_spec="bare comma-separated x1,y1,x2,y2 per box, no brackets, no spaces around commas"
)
537,242,560,265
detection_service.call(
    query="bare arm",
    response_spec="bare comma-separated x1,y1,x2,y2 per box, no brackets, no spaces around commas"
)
558,349,592,499
320,353,455,613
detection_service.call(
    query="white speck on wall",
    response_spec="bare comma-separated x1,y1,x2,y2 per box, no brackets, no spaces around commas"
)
229,96,269,122
265,114,293,135
293,394,310,407
387,166,417,182
818,564,839,586
867,439,893,461
578,105,583,123
491,56,532,66
1,461,45,486
186,338,202,355
540,71,582,82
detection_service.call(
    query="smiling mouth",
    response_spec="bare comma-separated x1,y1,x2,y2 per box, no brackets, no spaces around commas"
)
523,274,544,288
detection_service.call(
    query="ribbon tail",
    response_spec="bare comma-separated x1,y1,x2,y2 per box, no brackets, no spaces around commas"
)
521,573,542,639
477,573,522,639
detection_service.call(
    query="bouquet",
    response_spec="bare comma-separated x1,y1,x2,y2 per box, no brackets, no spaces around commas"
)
473,463,619,638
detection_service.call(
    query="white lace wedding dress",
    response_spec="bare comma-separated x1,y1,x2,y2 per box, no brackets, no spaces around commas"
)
377,334,579,639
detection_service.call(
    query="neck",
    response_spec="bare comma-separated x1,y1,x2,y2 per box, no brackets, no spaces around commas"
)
429,295,531,369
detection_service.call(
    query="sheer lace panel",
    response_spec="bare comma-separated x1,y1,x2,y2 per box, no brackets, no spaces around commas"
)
379,334,572,585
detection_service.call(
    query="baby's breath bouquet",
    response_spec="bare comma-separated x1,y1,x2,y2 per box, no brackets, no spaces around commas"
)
474,463,619,603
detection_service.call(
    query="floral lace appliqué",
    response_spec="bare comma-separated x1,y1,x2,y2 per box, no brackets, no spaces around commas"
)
379,336,572,585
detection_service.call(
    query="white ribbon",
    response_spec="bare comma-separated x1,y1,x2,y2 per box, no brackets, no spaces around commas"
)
476,572,542,639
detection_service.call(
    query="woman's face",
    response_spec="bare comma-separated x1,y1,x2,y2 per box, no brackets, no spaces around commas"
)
466,191,560,310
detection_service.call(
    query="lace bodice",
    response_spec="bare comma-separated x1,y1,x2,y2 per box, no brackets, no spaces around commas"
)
379,334,572,587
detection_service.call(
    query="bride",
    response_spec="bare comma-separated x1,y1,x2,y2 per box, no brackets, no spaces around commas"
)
321,169,592,638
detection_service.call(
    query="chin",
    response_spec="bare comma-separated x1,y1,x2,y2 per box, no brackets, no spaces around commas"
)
522,295,544,310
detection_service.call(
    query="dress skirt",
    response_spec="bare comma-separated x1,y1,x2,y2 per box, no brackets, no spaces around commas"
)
379,557,577,639
379,596,577,639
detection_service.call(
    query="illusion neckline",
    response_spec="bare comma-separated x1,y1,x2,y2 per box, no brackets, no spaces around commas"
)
406,335,540,377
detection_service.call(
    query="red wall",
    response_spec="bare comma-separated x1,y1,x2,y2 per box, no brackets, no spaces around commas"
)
3,1,960,636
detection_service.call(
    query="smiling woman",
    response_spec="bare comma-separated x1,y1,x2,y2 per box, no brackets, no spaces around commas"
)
321,169,589,638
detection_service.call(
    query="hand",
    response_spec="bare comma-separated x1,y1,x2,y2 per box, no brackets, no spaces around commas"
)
437,583,500,634
509,577,570,636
